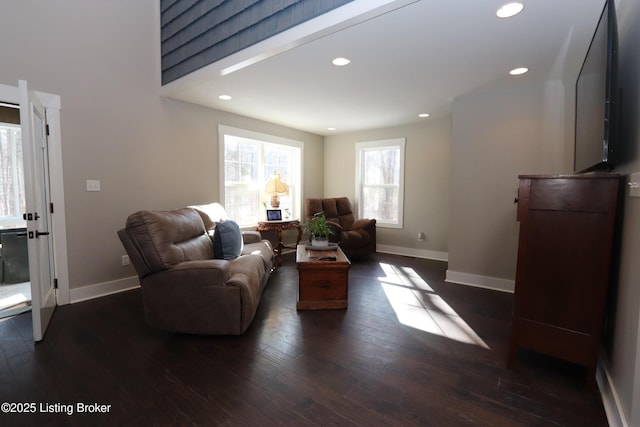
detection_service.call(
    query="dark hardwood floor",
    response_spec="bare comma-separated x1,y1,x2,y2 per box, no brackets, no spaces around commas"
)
0,253,608,426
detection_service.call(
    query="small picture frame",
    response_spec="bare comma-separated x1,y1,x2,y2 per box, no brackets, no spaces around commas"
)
266,209,282,221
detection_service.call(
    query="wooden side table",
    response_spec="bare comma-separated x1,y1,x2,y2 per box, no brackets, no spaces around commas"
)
296,244,350,310
256,219,302,267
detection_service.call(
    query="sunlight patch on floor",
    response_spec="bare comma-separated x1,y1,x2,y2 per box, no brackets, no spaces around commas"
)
0,293,28,309
0,282,31,310
378,263,489,349
0,282,32,319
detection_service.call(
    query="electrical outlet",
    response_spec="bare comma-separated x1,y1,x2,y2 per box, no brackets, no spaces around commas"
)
121,255,130,266
86,180,101,192
417,232,425,241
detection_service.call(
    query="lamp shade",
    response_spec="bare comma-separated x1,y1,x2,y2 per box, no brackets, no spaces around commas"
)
264,172,289,196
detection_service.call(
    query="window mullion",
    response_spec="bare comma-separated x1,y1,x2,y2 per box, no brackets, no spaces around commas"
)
258,143,266,209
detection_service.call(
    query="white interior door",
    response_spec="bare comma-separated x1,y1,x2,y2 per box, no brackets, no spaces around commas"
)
19,80,56,341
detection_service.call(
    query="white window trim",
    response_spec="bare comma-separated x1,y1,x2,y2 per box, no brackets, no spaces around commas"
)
218,125,304,224
355,138,405,229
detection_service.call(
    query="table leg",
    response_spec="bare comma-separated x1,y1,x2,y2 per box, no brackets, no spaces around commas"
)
275,227,284,267
296,226,302,246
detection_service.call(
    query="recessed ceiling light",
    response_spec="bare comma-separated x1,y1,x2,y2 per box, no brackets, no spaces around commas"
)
509,67,529,76
418,113,430,118
218,94,232,100
332,57,351,66
327,127,337,131
497,2,524,18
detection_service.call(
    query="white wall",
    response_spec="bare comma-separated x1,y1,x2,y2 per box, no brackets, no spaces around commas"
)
324,118,451,259
447,79,571,290
602,0,640,424
0,0,323,295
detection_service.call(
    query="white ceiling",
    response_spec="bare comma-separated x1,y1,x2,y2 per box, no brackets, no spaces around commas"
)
161,0,606,136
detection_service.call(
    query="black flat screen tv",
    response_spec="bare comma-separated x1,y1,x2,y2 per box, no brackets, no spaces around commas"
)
574,0,619,173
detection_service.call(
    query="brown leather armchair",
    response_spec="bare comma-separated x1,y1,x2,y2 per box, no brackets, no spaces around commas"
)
304,197,376,258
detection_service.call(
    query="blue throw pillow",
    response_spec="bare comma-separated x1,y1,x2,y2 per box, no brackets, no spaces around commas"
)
213,220,243,260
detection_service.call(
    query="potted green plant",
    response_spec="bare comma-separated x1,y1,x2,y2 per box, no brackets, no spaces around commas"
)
305,211,335,247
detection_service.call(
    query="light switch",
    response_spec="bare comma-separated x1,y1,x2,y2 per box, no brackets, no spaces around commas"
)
86,180,101,192
629,172,640,198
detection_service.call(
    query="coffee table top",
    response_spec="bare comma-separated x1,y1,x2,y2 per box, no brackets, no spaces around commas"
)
296,244,350,265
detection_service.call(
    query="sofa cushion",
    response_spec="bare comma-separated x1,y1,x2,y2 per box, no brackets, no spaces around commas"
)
213,220,243,260
124,208,213,271
242,240,274,272
189,203,228,231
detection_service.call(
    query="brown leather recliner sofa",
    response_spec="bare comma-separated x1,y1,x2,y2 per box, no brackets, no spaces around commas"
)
304,197,376,258
117,205,273,335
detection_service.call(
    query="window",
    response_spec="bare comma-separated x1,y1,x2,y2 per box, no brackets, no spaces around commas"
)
355,138,405,229
0,122,26,229
219,126,302,227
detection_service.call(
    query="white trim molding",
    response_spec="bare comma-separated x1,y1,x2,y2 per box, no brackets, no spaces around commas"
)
597,355,630,427
376,244,448,262
69,276,139,304
445,270,515,293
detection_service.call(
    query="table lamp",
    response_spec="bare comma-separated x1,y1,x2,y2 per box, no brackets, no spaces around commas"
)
264,171,289,208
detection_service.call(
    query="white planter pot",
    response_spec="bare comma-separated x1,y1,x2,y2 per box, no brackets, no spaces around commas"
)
311,236,329,247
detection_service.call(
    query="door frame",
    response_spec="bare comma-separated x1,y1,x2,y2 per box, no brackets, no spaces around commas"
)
0,82,70,306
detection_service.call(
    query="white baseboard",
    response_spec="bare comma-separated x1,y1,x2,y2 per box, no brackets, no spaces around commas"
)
66,246,445,304
376,244,448,261
597,356,629,427
445,270,514,293
374,247,515,294
69,276,140,304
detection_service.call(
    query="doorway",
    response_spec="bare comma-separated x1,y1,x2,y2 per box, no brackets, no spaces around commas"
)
0,81,69,341
0,103,31,319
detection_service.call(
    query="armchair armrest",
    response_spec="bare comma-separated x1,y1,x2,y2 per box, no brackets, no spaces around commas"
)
326,220,344,233
242,231,262,244
325,220,344,243
352,218,376,230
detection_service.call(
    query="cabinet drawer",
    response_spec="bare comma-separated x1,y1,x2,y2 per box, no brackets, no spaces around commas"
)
528,178,615,212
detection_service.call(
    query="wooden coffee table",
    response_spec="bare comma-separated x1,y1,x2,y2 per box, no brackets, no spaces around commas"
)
296,244,351,310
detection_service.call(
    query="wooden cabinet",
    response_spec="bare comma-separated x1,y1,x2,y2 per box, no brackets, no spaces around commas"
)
507,174,621,386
